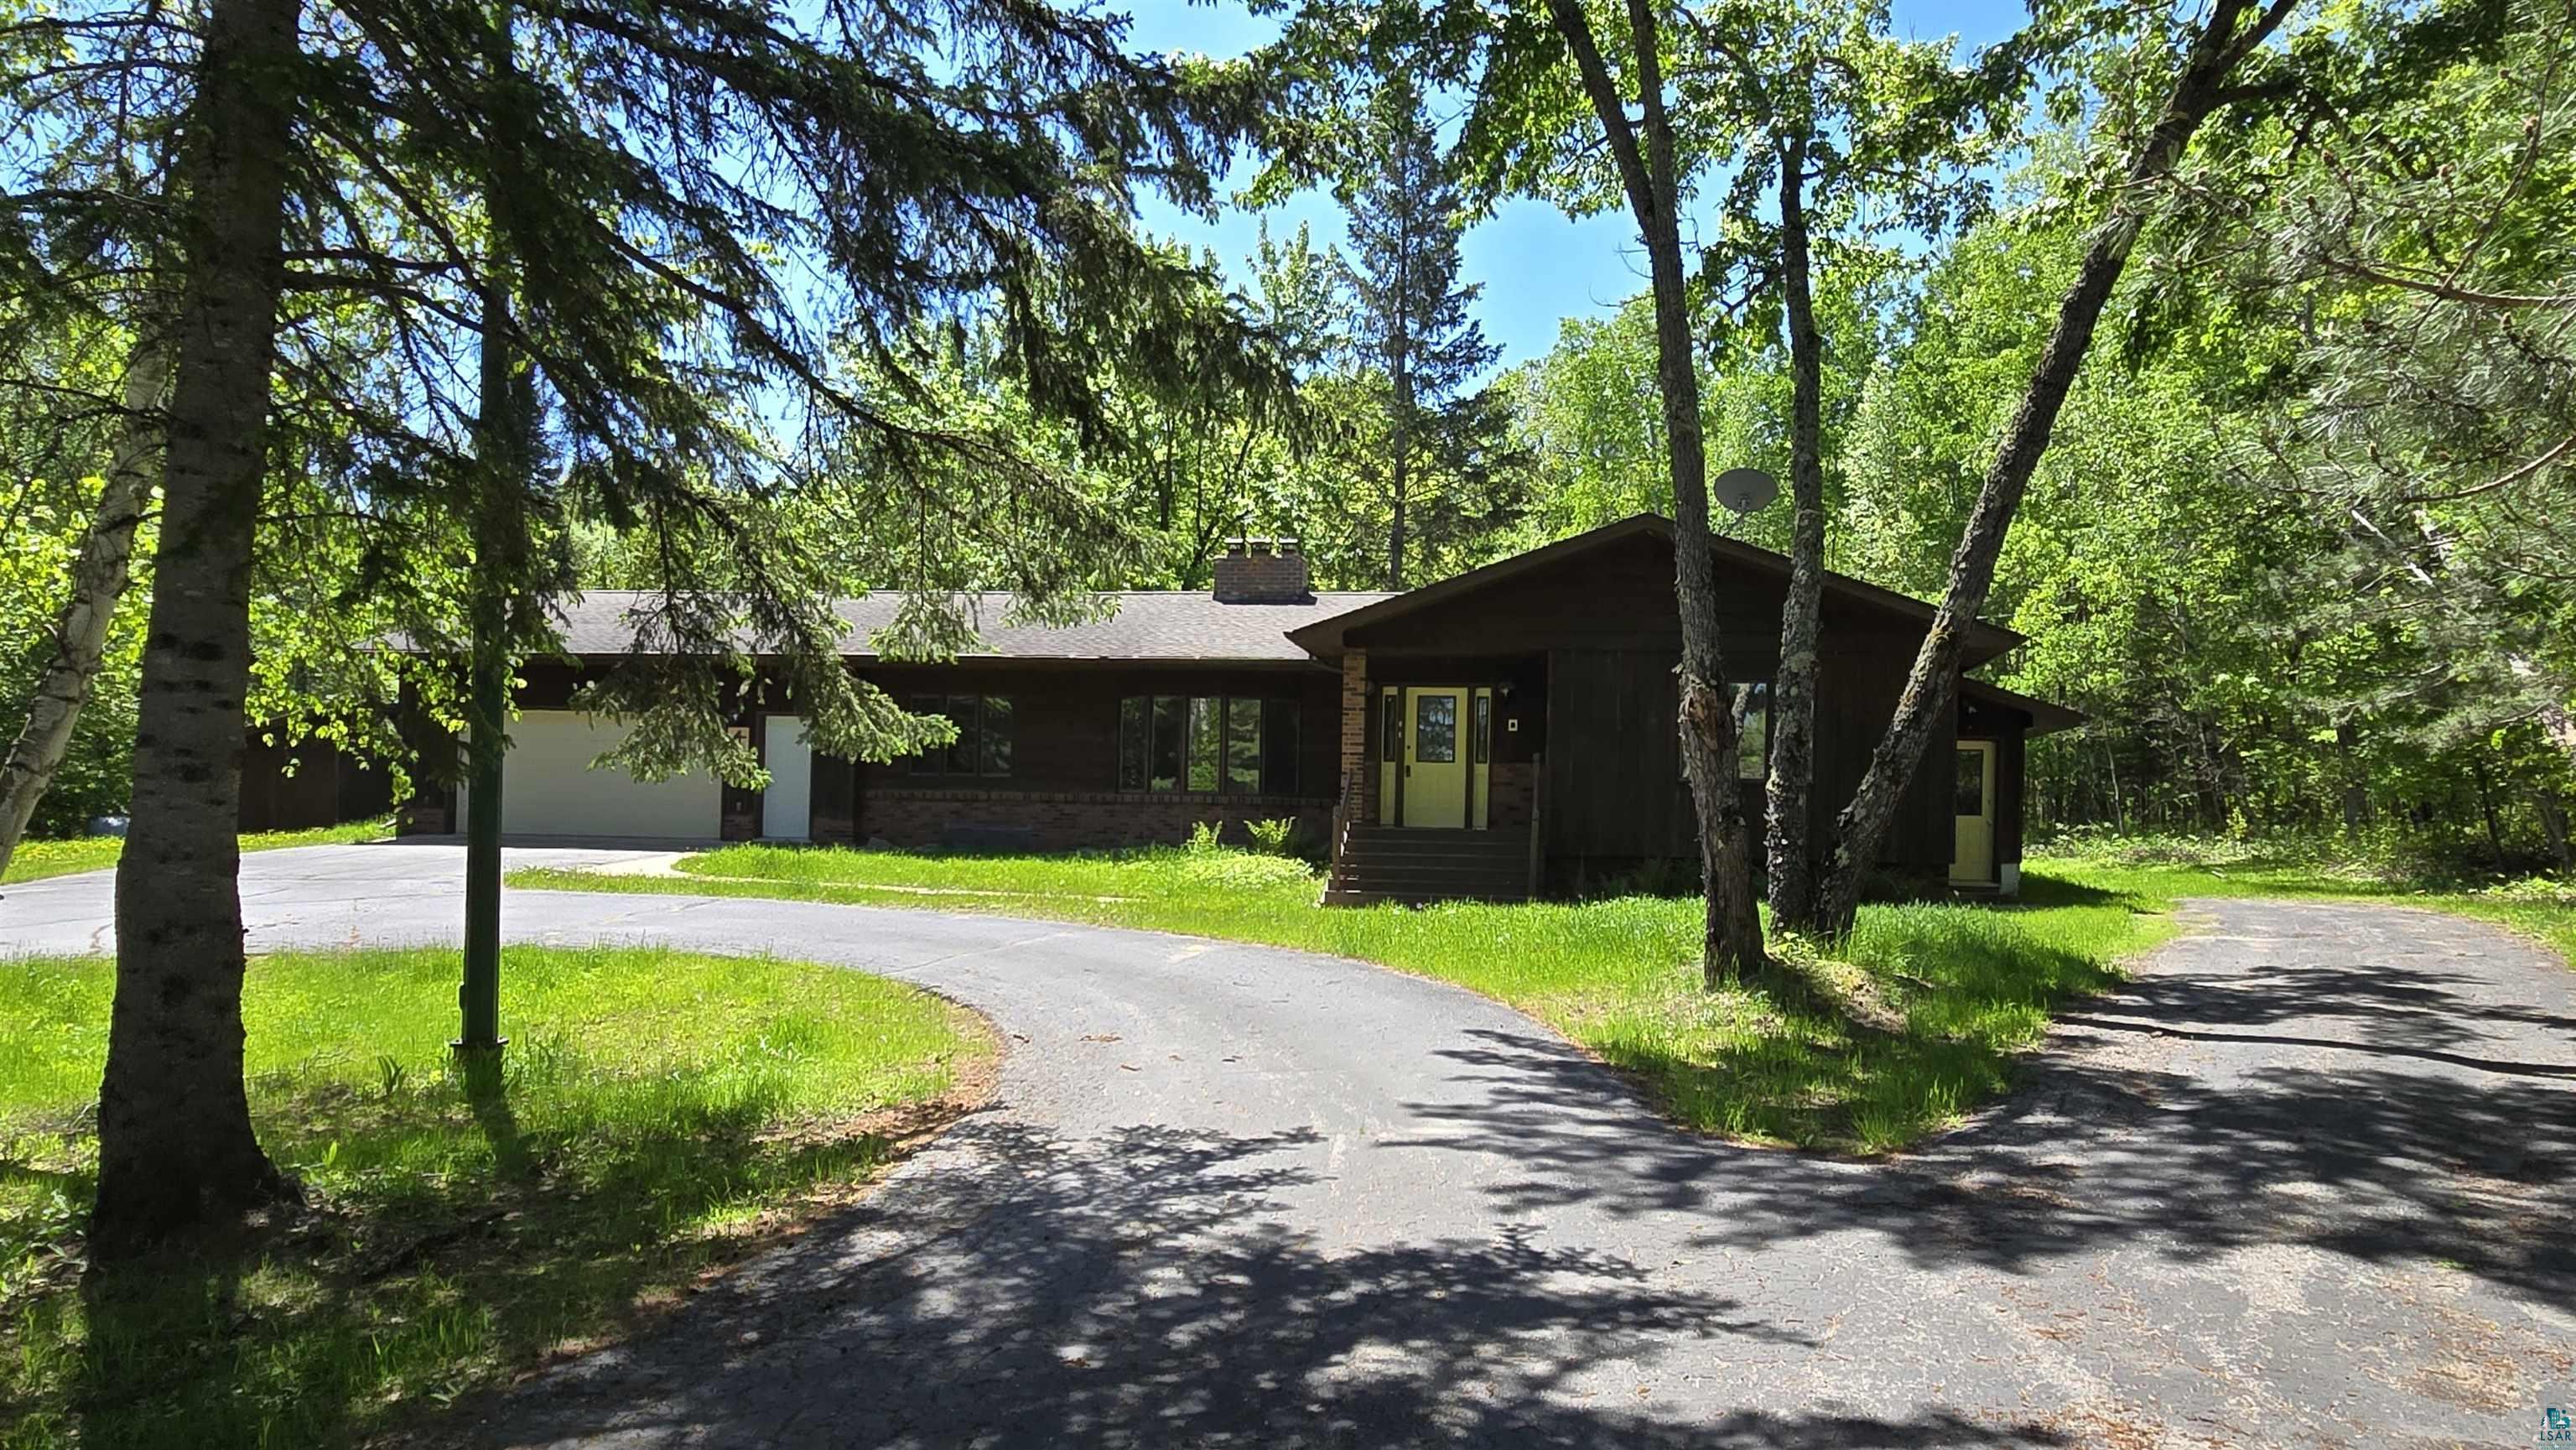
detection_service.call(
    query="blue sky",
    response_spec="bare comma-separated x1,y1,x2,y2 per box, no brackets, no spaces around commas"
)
1124,0,2028,368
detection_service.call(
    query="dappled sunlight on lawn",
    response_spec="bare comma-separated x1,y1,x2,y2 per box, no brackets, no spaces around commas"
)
0,945,989,1449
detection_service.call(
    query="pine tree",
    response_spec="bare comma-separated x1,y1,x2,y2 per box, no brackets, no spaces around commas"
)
5,0,1275,1257
1337,75,1504,590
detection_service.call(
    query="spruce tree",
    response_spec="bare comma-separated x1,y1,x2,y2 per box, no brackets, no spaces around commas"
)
1336,75,1503,590
4,0,1275,1256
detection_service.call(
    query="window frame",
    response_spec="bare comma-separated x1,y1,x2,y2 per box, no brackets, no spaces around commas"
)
1117,693,1301,797
903,694,1015,780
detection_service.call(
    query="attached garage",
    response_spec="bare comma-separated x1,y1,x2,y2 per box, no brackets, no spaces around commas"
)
475,710,721,840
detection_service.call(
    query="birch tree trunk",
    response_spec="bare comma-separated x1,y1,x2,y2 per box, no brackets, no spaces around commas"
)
1544,0,1767,983
0,340,169,878
1765,127,1831,933
1808,0,2294,937
90,0,303,1261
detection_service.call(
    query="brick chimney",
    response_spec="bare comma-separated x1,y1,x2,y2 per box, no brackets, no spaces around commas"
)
1211,538,1311,604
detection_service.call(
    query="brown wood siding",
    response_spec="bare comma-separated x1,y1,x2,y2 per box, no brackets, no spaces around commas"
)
1543,649,1693,858
1997,731,2027,868
1346,529,1903,675
238,733,394,834
1535,642,1954,868
1345,528,1961,871
1813,638,1955,869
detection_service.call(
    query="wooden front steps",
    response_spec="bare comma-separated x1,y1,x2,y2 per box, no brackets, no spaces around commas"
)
1323,824,1535,906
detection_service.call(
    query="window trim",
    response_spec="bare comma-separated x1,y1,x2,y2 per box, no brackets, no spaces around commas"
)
905,694,1015,779
1119,693,1301,797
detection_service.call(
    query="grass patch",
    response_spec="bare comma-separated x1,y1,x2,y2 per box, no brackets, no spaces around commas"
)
0,943,990,1450
518,842,2190,1153
3,817,397,885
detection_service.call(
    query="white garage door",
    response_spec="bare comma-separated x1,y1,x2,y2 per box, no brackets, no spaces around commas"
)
495,710,721,840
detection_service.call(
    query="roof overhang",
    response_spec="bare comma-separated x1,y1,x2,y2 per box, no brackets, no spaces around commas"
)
1961,678,2086,737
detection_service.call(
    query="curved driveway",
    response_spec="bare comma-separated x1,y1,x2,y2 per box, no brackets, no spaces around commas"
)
5,844,2573,1447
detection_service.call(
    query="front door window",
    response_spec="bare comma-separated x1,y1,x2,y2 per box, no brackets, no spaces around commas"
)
1950,741,1996,884
1954,747,1986,816
1415,694,1457,762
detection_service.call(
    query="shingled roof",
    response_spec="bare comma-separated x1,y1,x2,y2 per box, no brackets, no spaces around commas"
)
542,590,1396,664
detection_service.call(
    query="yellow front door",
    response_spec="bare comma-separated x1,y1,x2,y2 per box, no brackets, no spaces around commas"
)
1950,741,1996,884
1402,688,1469,827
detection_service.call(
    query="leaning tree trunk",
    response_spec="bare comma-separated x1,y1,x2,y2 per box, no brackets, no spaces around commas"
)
1544,0,1765,984
1764,129,1831,935
90,0,303,1262
0,340,169,878
1807,0,2292,938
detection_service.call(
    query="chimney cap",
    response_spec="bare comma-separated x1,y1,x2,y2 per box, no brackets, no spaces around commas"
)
1210,536,1312,603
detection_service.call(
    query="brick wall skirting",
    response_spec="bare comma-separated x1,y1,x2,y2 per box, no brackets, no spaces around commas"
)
862,787,1332,854
1339,650,1373,824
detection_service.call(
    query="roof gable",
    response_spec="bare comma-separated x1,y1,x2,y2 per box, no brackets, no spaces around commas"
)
1286,514,2024,666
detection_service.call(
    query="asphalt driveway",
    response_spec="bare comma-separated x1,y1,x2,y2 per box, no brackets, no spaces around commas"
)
4,844,2571,1447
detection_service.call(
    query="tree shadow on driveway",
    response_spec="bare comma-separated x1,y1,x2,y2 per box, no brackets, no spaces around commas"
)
459,1114,2066,1449
1394,897,2576,1308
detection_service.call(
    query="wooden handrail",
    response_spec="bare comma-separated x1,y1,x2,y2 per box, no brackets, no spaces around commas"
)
1323,766,1358,902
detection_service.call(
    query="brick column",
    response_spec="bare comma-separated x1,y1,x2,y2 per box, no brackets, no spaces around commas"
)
1339,649,1372,823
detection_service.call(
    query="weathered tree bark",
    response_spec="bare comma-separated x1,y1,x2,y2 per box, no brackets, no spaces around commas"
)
1764,128,1831,934
2518,667,2576,777
2334,720,2371,834
1545,0,1766,983
2471,756,2508,861
461,0,535,1055
90,0,303,1262
0,340,169,878
2532,787,2572,871
1808,0,2294,937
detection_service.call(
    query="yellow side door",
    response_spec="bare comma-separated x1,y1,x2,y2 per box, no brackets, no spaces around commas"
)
1949,741,1996,884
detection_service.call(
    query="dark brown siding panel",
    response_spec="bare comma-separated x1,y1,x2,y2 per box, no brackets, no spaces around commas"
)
240,732,397,834
1996,731,2027,868
1346,529,1911,676
1543,648,1693,859
1811,637,1955,868
810,754,857,845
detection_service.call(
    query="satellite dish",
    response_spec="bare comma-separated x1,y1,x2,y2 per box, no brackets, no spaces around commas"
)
1715,467,1779,515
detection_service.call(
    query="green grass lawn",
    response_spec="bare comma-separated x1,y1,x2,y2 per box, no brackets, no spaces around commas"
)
0,944,992,1450
3,816,397,885
514,840,2576,1157
514,844,2189,1152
